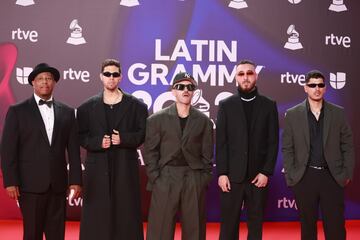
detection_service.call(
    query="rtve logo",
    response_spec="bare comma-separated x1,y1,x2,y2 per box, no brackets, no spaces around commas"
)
280,72,306,86
16,67,90,84
278,197,298,210
63,68,90,83
280,72,347,90
16,67,33,84
11,28,38,42
325,34,351,48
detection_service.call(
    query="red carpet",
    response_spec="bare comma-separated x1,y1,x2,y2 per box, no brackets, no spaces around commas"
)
0,220,359,239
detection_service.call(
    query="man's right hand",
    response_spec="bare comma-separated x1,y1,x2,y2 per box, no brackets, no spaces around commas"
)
218,175,231,192
102,135,111,149
6,186,20,200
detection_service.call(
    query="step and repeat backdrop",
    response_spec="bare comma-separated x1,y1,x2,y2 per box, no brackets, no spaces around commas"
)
1,0,359,221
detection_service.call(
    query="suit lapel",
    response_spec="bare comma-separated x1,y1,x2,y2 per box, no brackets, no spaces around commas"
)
113,92,131,129
93,92,107,131
51,101,61,146
29,97,51,146
323,101,331,147
182,107,199,140
299,100,310,150
249,96,262,134
168,103,182,139
234,96,248,130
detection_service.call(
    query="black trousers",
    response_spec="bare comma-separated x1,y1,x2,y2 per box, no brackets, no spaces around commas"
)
219,181,268,240
146,166,211,240
19,188,66,240
292,168,346,240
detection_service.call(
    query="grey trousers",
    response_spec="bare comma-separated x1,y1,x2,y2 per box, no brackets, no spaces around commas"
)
146,166,212,240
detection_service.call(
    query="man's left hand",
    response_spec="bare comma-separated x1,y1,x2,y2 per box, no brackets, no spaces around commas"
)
111,129,121,145
251,173,268,188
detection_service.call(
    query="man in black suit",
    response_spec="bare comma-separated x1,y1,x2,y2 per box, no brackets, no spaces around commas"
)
282,70,354,240
216,60,279,240
144,72,213,240
1,63,82,240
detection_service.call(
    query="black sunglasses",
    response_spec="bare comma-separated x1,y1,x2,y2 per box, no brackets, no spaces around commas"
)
173,84,196,91
103,72,121,78
307,83,325,88
238,70,255,77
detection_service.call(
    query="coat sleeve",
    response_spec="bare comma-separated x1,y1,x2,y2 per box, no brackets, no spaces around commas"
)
143,116,161,184
118,102,148,148
339,109,355,180
67,109,82,186
77,104,104,152
202,118,214,172
216,101,229,176
0,106,20,187
261,101,279,176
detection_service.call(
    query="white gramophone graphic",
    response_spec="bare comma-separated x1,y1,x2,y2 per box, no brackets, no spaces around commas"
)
66,19,86,45
120,0,140,7
329,0,347,12
228,0,248,9
191,89,210,117
16,0,35,6
284,24,303,50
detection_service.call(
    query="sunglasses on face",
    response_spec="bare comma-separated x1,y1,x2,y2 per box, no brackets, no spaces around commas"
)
102,72,121,78
307,83,325,88
173,84,196,91
237,70,255,77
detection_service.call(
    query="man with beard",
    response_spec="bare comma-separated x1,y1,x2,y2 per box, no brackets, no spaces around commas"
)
77,59,148,239
282,70,354,240
216,60,279,239
144,72,213,240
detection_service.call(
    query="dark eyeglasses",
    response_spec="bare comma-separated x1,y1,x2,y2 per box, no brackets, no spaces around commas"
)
307,83,325,88
102,72,121,78
238,70,255,77
173,84,196,91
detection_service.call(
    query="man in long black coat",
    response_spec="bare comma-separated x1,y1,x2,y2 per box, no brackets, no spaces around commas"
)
77,59,148,240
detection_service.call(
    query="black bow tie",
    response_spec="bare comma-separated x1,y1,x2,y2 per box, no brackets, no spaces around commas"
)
39,99,53,108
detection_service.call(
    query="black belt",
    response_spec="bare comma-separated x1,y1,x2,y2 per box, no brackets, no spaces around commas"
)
308,165,328,170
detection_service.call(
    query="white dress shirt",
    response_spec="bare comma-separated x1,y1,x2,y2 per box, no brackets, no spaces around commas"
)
34,94,54,145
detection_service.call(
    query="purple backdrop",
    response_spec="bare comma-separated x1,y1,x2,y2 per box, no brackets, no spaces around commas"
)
0,0,359,221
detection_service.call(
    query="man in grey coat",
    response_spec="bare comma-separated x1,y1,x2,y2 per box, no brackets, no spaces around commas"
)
144,72,213,240
282,70,354,240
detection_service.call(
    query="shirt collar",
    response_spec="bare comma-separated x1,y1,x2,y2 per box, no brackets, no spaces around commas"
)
34,93,53,104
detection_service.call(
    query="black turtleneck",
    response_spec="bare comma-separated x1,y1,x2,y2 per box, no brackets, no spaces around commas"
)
238,87,258,128
238,87,258,180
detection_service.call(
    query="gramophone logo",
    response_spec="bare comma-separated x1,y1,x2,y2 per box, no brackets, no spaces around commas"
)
329,0,347,12
284,24,303,50
228,0,248,9
15,0,35,6
288,0,302,4
120,0,140,7
191,89,210,117
16,67,33,85
329,72,346,90
66,19,86,45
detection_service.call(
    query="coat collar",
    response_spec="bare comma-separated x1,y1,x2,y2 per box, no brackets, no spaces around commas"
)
29,96,60,146
168,103,201,140
93,89,131,131
299,99,332,148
